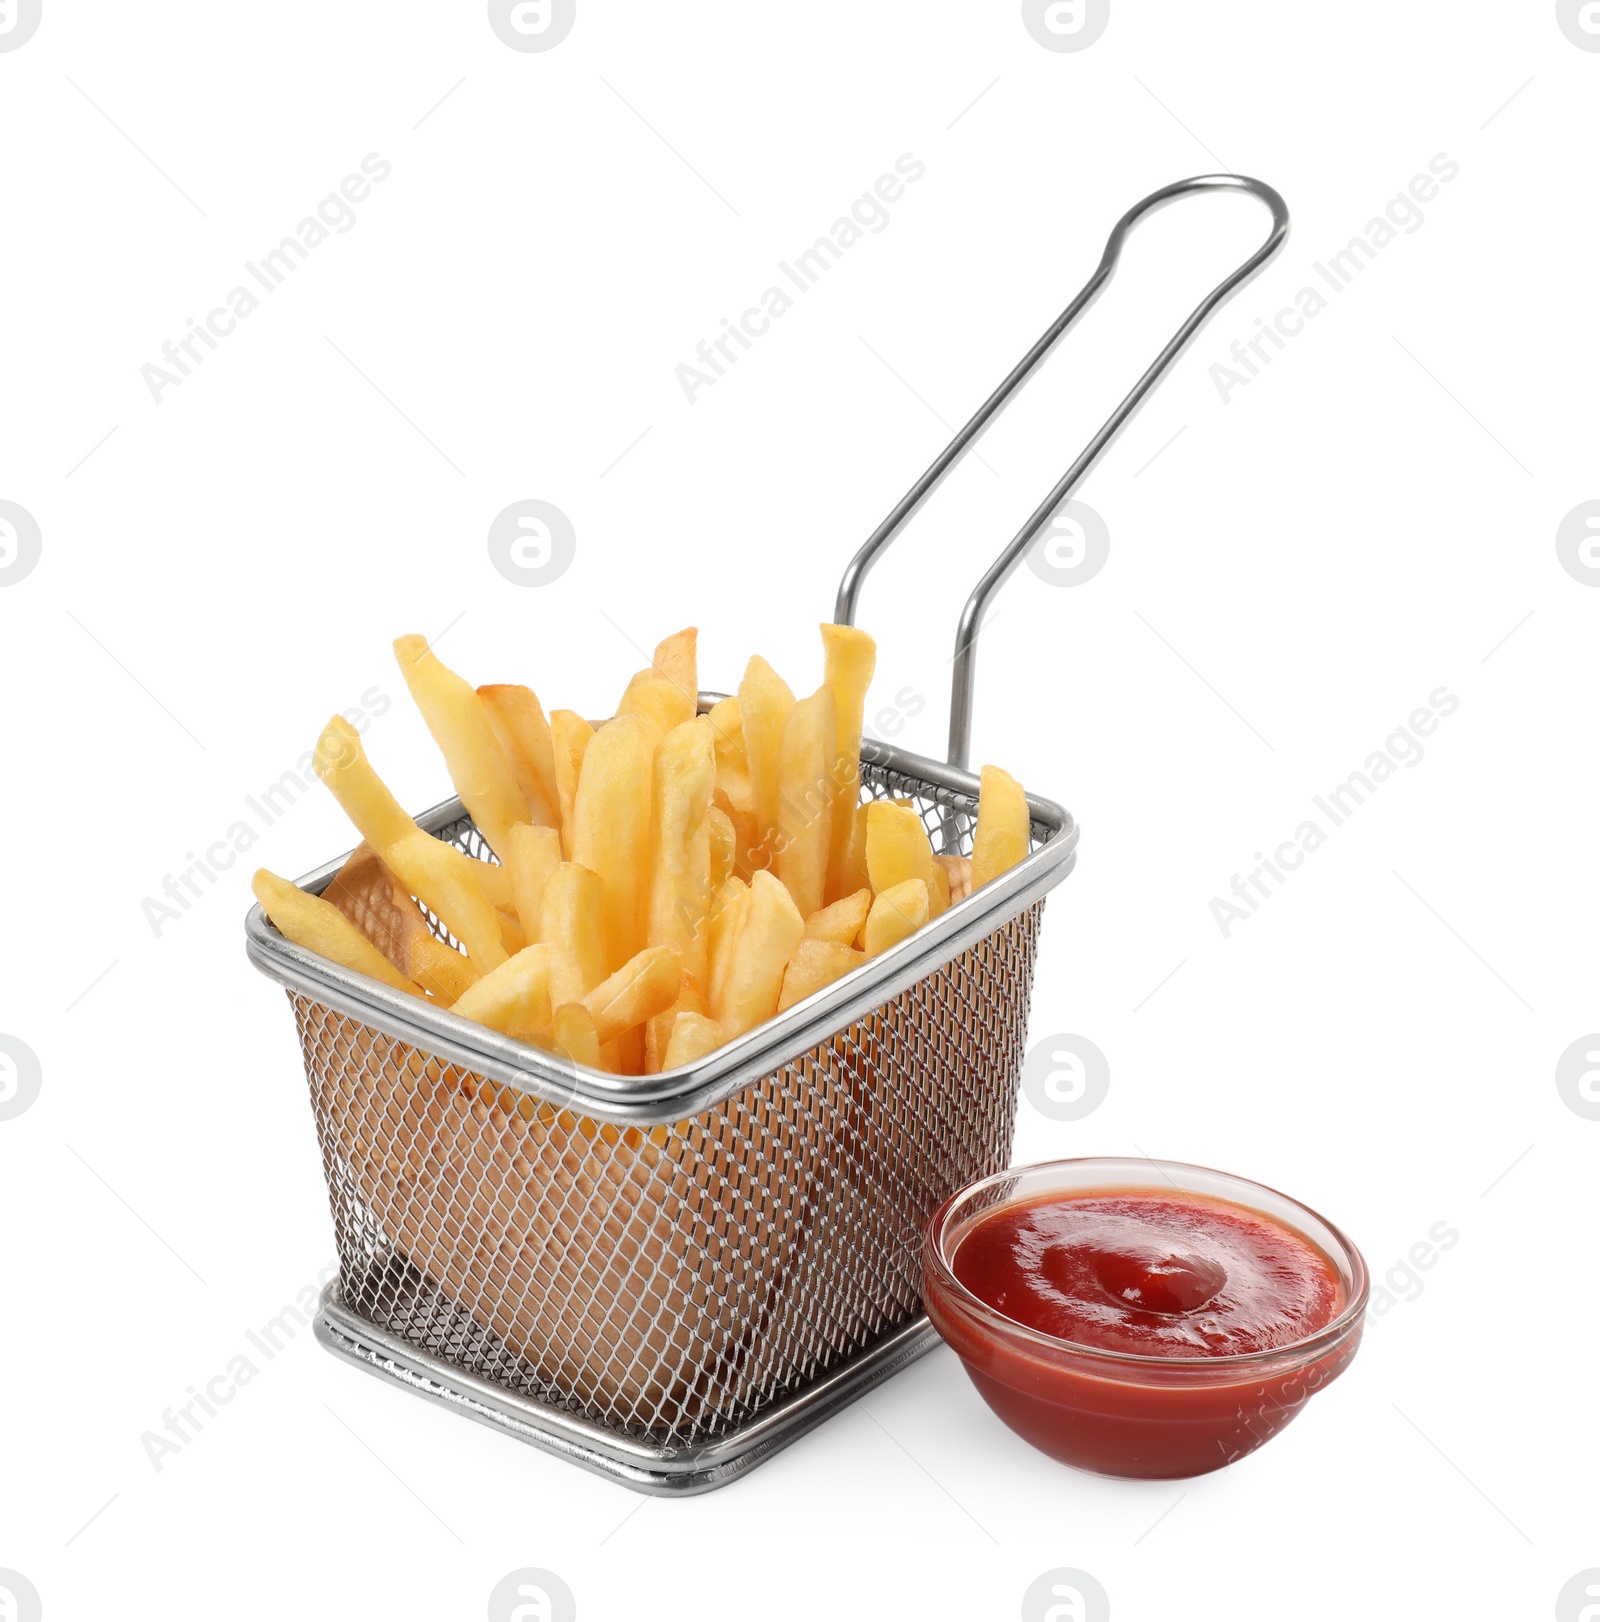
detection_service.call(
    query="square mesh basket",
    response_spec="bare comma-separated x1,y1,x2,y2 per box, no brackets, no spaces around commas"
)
246,734,1077,1493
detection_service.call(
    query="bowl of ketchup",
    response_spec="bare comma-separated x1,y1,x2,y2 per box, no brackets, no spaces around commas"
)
922,1157,1368,1479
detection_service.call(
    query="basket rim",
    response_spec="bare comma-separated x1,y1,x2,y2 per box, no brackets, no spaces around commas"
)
243,734,1078,1125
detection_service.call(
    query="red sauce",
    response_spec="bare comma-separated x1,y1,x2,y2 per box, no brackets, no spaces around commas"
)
924,1173,1366,1478
953,1191,1341,1357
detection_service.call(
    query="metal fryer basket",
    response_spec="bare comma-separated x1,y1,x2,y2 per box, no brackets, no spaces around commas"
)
249,745,1075,1492
244,173,1286,1492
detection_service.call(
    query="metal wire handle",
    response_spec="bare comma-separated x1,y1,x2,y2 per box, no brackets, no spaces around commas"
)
833,173,1290,768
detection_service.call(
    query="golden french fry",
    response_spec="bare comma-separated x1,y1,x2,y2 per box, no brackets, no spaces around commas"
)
505,823,561,941
318,843,480,1005
737,656,795,858
570,715,651,974
707,695,756,818
313,717,515,912
662,1011,723,1069
719,870,804,1038
708,804,736,891
538,861,607,1008
971,764,1030,890
865,800,934,894
549,709,594,860
863,878,929,958
582,945,681,1046
706,876,749,1025
713,789,762,882
478,684,561,827
645,974,706,1074
934,853,973,904
312,717,415,850
775,687,837,920
253,869,424,997
804,888,871,946
778,938,863,1012
928,859,951,920
551,1002,603,1070
652,626,698,709
832,800,870,898
820,624,876,903
496,909,526,956
386,831,510,970
407,929,479,1003
450,942,552,1034
618,669,695,746
644,717,716,986
393,635,527,858
613,1028,645,1077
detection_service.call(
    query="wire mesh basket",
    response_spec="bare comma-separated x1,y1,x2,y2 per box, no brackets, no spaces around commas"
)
244,174,1284,1493
249,747,1074,1491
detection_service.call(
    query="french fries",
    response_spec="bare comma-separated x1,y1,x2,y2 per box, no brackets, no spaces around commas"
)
581,945,681,1046
738,656,795,861
708,696,753,817
778,938,863,1012
928,860,951,920
478,684,561,828
708,805,736,890
643,717,716,987
571,715,652,975
538,861,608,1007
645,976,706,1074
451,942,553,1035
317,843,481,1003
505,823,561,940
863,878,929,958
312,717,515,913
281,620,1035,1076
551,1001,603,1070
934,853,973,904
550,710,594,859
821,624,876,903
407,927,480,1003
387,830,511,969
717,870,804,1038
311,717,414,851
864,800,934,895
618,669,695,746
715,794,762,882
253,869,424,998
774,687,837,920
803,888,871,947
652,626,698,705
394,635,527,858
706,876,749,1024
662,1010,723,1068
833,800,871,898
971,765,1030,891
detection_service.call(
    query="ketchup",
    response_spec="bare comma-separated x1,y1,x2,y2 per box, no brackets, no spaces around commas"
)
952,1191,1341,1358
923,1174,1364,1479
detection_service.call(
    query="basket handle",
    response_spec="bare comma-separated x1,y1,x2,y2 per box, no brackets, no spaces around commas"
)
832,173,1289,769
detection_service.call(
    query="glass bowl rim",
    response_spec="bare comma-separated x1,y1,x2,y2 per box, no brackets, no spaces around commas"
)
923,1155,1370,1373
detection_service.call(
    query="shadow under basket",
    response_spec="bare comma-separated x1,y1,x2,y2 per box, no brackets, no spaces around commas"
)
248,738,1077,1494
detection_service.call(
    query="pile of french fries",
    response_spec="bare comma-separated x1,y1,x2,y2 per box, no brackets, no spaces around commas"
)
253,625,1032,1075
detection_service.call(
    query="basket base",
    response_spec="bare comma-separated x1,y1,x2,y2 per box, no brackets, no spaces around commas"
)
314,1280,941,1495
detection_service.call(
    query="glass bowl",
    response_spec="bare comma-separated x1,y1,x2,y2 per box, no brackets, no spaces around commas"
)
922,1156,1369,1479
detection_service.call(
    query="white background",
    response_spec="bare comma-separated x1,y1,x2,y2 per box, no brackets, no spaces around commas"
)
2,3,1596,1618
